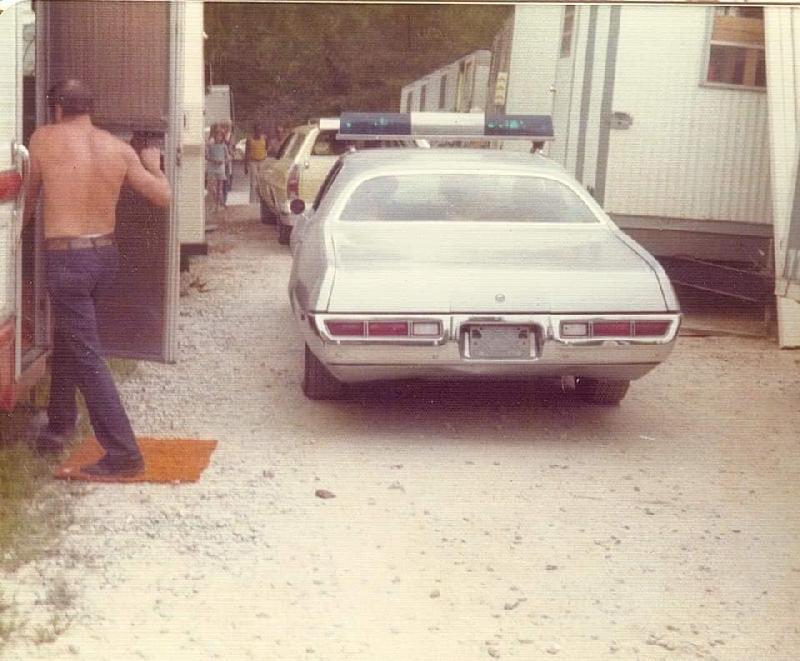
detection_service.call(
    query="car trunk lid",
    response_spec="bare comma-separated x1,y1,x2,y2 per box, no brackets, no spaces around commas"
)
326,224,667,313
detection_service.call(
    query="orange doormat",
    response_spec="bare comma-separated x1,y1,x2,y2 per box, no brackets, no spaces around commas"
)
54,437,218,483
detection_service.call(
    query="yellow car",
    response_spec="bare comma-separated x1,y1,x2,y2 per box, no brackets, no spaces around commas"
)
257,120,421,244
257,122,347,245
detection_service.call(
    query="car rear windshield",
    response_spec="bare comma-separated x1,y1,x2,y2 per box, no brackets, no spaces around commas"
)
338,174,600,223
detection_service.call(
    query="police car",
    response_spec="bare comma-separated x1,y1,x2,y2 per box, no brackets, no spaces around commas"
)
288,113,681,402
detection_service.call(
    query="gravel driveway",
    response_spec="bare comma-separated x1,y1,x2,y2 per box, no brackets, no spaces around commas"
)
2,207,800,660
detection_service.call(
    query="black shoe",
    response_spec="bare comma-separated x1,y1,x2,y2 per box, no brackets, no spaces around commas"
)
81,454,145,478
35,428,74,457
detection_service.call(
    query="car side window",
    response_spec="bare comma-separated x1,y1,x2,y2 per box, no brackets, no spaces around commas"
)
275,134,295,160
313,160,344,211
287,133,307,160
312,131,350,156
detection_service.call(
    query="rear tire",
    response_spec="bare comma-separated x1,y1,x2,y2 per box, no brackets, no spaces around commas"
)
303,344,344,400
260,197,276,225
278,223,291,245
575,378,630,405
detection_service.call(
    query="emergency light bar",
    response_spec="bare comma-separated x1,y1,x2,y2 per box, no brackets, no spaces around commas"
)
331,112,554,142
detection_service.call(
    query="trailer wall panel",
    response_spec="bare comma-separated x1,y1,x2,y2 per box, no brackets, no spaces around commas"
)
178,0,205,246
504,5,561,117
765,6,800,343
0,4,21,320
606,6,770,225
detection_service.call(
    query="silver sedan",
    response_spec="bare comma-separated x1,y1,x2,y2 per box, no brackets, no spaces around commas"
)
288,149,680,403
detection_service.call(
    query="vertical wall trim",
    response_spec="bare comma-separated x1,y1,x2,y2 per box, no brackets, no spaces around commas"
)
563,8,581,166
574,5,598,182
595,5,621,206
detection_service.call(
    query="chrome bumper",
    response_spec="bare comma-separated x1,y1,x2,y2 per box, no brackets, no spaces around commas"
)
299,312,681,384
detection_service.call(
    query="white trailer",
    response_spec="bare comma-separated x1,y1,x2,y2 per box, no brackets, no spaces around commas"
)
495,4,799,345
497,5,771,261
765,7,800,347
204,84,234,129
0,0,204,410
400,50,491,113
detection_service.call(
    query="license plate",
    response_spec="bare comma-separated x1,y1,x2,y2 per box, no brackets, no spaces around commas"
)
469,325,532,359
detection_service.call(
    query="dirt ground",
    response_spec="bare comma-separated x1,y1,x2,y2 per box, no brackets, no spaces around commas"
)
1,204,799,661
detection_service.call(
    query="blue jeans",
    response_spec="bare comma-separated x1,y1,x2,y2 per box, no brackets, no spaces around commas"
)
45,245,141,461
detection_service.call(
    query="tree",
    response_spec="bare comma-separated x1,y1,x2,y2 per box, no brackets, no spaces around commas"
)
204,3,511,130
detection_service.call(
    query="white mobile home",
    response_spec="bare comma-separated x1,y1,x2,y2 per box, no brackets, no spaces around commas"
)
0,0,205,409
400,50,492,113
764,7,800,347
496,4,800,345
498,4,771,265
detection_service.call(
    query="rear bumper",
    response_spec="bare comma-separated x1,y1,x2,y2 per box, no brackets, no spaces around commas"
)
300,312,680,384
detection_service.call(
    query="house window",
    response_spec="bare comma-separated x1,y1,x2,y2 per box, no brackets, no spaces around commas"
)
706,6,765,89
405,91,413,112
560,6,576,58
439,76,447,109
420,84,427,111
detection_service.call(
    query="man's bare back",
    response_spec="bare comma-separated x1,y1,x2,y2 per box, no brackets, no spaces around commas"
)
26,115,171,239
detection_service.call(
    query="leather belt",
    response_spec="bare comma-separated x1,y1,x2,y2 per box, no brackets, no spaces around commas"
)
44,234,115,251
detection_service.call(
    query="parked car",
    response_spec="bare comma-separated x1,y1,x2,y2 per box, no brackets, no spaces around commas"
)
288,148,681,402
257,121,422,245
255,122,343,244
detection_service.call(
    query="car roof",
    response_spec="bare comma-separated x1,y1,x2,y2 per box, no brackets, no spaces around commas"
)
338,148,568,177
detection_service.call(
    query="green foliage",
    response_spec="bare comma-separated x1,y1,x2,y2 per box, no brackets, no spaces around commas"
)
0,442,50,558
204,3,511,129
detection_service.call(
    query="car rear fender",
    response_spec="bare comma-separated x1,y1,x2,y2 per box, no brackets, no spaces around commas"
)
607,225,680,312
289,218,336,314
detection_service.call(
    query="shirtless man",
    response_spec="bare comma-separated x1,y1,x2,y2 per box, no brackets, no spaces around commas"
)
23,79,171,476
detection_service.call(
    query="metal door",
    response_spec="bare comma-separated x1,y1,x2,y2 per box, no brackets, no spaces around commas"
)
36,0,180,362
0,1,45,383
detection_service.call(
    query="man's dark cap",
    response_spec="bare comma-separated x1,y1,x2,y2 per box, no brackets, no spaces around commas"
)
47,79,94,116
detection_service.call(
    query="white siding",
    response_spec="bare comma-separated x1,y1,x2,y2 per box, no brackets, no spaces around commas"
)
505,5,561,116
552,5,590,175
178,0,205,245
605,6,771,224
471,63,490,111
500,5,560,154
577,5,611,194
0,3,23,320
400,52,490,114
765,6,800,344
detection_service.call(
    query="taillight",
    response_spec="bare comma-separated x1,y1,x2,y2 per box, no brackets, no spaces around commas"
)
325,321,365,336
287,164,300,198
560,319,672,339
591,321,632,337
412,321,441,337
560,322,589,338
0,170,22,203
368,321,409,337
324,319,442,339
633,320,671,337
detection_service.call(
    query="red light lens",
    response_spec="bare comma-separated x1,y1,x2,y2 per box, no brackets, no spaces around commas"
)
0,171,22,203
592,321,632,337
634,320,671,336
367,321,409,337
325,321,365,336
287,165,300,197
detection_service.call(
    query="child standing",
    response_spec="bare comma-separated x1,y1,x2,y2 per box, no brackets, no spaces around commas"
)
207,126,229,211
